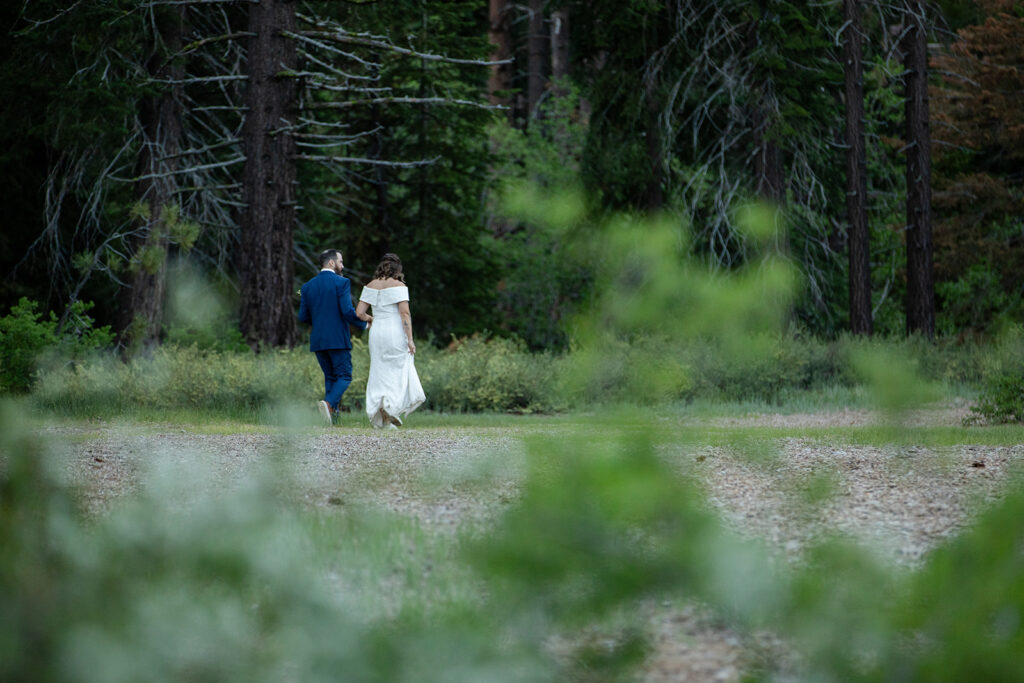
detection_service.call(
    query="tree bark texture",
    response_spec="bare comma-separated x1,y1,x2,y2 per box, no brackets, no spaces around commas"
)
751,103,784,204
746,3,784,206
120,6,184,351
527,0,547,119
844,0,872,335
550,7,569,95
487,0,512,109
902,1,935,338
240,0,298,349
644,77,665,211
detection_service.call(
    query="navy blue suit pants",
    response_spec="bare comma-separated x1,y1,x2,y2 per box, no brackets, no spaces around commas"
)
314,348,352,411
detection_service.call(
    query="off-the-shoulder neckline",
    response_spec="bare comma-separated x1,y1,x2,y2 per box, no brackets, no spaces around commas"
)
364,282,407,290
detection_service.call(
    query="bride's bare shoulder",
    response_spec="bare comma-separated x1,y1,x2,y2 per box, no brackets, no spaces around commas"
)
365,278,385,290
382,277,405,289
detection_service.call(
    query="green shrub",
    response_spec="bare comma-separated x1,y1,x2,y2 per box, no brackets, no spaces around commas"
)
32,330,996,418
0,298,113,393
965,326,1024,424
419,335,564,413
163,319,250,353
33,335,565,418
33,344,330,417
0,298,54,393
563,334,691,406
969,372,1024,424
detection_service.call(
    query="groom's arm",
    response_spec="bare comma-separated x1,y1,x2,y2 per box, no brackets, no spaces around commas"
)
337,279,367,329
298,285,311,324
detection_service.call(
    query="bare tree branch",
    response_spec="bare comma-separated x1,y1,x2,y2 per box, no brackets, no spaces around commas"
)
306,96,505,111
295,154,440,168
298,30,514,66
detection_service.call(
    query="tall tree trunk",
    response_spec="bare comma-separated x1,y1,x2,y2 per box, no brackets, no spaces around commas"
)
845,0,872,335
550,7,569,96
746,8,783,207
417,9,429,245
239,0,298,349
487,0,512,109
752,102,784,204
527,0,547,120
120,7,184,352
644,78,664,211
369,61,390,256
902,1,935,338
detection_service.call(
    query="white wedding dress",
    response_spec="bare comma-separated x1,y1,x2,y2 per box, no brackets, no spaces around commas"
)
358,285,425,428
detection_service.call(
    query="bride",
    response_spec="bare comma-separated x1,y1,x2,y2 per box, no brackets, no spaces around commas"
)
355,253,425,429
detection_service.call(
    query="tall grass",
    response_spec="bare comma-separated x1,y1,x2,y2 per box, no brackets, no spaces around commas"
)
31,332,993,419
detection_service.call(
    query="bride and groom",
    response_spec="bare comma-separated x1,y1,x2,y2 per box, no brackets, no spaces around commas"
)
298,249,425,429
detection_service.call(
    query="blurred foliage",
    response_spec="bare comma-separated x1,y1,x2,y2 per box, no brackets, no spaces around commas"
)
486,86,595,350
0,298,113,393
161,262,249,354
967,325,1024,424
7,204,1024,682
0,401,553,682
5,389,1024,680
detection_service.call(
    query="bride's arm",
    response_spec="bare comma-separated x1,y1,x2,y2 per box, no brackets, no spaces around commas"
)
355,301,373,325
397,300,415,354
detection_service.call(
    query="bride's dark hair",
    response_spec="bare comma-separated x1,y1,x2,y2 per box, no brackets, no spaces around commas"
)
373,253,405,282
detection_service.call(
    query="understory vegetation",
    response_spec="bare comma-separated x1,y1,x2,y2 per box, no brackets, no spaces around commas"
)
17,318,1022,423
18,330,1018,418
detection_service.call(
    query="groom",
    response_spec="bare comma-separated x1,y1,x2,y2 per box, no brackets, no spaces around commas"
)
298,249,369,425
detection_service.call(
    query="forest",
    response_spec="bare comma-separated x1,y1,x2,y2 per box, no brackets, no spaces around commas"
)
4,3,1024,681
0,0,1021,355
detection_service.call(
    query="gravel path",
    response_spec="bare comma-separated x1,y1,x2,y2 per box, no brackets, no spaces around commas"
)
40,409,1024,682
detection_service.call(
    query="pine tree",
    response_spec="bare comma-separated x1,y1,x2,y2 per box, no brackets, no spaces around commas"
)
930,1,1024,333
844,0,872,335
902,0,936,338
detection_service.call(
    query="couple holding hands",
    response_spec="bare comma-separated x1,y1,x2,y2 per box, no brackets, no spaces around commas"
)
298,249,425,429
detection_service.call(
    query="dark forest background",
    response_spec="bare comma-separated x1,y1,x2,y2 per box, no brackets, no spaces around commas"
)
1,0,1021,353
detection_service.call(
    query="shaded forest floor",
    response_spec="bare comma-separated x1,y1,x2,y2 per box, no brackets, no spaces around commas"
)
38,405,1024,681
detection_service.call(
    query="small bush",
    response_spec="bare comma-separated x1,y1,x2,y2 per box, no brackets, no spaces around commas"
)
164,320,250,353
563,334,690,406
0,298,113,393
33,335,565,417
32,330,997,418
965,326,1024,424
969,372,1024,424
419,335,564,413
34,344,330,417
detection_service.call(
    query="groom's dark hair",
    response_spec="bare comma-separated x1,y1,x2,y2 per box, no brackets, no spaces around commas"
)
319,249,341,267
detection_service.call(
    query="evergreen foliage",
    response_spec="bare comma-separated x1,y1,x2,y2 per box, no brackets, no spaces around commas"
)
0,298,113,393
931,2,1024,335
0,0,1021,343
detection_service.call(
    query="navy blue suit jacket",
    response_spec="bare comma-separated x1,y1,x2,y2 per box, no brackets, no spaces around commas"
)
298,270,367,351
